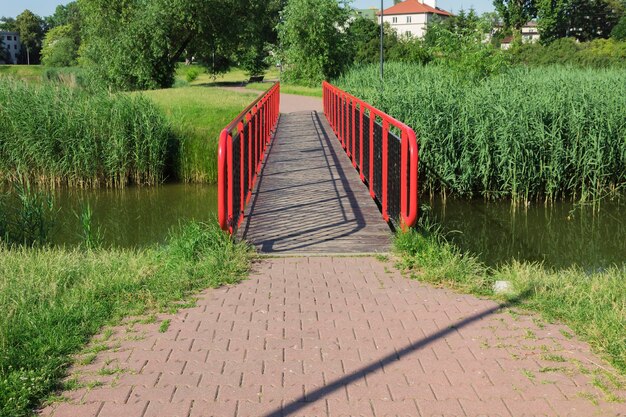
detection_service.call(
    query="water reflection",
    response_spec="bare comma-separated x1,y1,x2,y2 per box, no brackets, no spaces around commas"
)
428,196,626,270
50,184,218,248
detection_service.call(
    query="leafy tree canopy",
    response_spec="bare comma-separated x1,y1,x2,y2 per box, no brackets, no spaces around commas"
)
0,17,17,31
15,10,45,64
46,2,81,29
536,0,623,43
493,0,537,30
41,24,79,67
78,0,278,90
278,0,352,85
612,15,626,40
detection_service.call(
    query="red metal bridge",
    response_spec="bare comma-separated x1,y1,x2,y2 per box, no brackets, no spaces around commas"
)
217,82,418,254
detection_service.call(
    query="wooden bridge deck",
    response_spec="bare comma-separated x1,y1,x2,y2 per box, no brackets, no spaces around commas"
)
238,110,391,254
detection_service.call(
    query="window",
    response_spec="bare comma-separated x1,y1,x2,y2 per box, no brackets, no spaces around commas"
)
406,31,412,36
0,36,4,41
15,45,18,49
407,16,412,23
392,17,397,23
6,36,11,41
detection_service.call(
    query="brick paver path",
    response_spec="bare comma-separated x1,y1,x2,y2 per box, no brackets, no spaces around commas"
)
42,257,625,417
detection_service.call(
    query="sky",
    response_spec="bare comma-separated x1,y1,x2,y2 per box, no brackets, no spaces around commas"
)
0,0,494,19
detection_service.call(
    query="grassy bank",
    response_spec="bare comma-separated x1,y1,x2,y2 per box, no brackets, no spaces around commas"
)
0,221,252,417
394,225,626,375
336,64,626,203
140,87,260,183
0,78,171,188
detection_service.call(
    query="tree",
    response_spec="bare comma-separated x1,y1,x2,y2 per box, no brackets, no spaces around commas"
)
536,0,623,43
493,0,537,30
278,0,351,85
237,0,281,78
0,17,17,31
612,15,626,40
41,25,79,67
78,0,273,90
0,37,9,64
15,10,45,65
45,2,81,29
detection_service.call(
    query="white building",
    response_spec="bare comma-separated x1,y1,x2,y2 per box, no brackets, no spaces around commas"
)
378,0,452,39
500,21,540,49
0,31,21,64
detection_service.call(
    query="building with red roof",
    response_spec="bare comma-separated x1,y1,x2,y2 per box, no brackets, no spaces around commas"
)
377,0,452,38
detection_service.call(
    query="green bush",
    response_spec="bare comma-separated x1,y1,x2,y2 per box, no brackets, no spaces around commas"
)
510,37,626,69
336,63,626,202
185,67,201,83
0,78,173,188
613,16,626,41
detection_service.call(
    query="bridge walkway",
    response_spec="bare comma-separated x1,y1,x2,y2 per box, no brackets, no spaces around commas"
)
238,97,391,254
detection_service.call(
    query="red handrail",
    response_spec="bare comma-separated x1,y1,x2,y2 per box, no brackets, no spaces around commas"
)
322,81,419,229
218,82,280,233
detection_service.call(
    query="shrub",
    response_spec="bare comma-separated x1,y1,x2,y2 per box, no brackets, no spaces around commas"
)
185,67,200,83
612,16,626,41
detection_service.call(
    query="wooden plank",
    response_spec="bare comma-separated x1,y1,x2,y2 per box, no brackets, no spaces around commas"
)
238,111,391,254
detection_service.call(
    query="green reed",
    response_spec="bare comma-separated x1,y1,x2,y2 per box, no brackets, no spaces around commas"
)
336,64,626,203
0,78,172,188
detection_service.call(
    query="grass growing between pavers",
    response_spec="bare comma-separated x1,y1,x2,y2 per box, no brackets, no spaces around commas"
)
138,87,259,183
0,221,253,417
394,225,626,377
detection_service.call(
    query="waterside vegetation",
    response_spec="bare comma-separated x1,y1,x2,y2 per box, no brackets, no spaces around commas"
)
337,63,626,203
0,78,171,188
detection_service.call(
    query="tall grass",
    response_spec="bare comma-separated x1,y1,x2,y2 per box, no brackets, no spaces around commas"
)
0,182,56,246
0,221,253,417
0,77,172,188
336,64,626,203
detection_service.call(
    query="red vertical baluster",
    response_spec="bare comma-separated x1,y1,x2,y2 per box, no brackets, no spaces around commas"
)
382,119,389,222
400,129,408,226
352,101,357,167
247,113,253,202
359,103,364,182
238,121,245,225
218,130,228,231
227,132,234,234
369,110,375,198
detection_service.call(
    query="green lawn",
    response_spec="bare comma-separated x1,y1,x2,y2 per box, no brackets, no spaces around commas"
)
247,82,322,97
0,221,253,417
174,65,322,97
138,86,259,183
0,65,46,83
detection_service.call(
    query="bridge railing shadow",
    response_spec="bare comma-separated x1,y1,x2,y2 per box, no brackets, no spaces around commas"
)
262,290,532,417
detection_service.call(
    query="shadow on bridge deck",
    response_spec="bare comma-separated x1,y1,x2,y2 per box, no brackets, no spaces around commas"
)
238,110,391,254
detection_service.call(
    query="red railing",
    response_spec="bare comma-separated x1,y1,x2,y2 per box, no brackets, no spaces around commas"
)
218,83,280,233
323,81,418,229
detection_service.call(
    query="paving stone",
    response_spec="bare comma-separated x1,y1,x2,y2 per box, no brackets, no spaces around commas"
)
38,254,624,417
